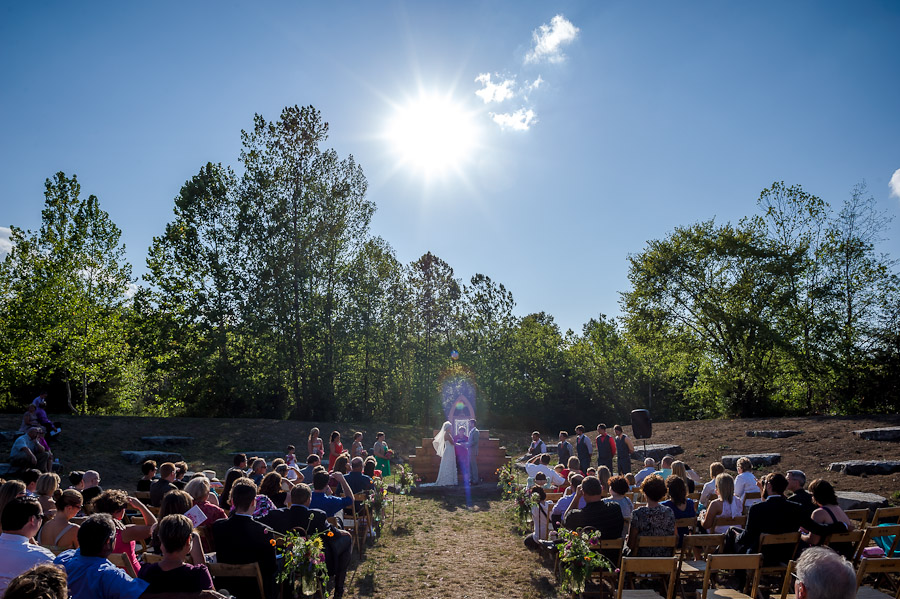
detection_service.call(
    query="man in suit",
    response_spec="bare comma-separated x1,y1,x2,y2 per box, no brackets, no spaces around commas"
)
212,478,277,599
787,470,815,518
259,484,352,599
467,419,480,484
735,473,805,565
574,425,592,473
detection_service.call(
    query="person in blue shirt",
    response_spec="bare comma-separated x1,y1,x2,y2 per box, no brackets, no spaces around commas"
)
344,457,373,495
309,471,354,517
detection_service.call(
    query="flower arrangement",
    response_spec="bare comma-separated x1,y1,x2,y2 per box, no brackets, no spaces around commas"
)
496,461,517,498
396,465,419,494
556,528,613,596
277,528,331,597
512,487,539,528
384,448,394,459
365,477,388,524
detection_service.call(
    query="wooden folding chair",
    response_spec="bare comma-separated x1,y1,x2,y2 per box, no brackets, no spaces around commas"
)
343,493,372,557
757,532,800,581
637,536,678,557
546,492,564,502
134,491,151,502
768,560,795,599
711,516,746,531
588,537,626,589
127,516,150,555
697,554,762,599
196,525,215,553
742,493,761,515
208,562,266,599
688,493,702,502
675,517,699,541
855,557,900,599
845,509,869,529
677,534,724,599
40,545,65,555
108,553,138,578
141,552,164,564
854,525,900,564
871,508,900,528
616,556,678,599
823,529,864,561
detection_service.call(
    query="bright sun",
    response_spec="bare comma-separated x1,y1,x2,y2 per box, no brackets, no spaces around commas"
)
387,92,479,177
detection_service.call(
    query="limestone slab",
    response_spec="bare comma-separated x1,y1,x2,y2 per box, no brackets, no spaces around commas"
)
721,453,781,470
852,427,900,442
829,460,900,476
745,430,803,439
120,450,183,465
836,491,889,515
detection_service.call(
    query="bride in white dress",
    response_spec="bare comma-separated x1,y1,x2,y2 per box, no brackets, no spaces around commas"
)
430,421,458,487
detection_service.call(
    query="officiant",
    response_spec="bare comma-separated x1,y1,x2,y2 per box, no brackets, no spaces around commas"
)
454,425,469,482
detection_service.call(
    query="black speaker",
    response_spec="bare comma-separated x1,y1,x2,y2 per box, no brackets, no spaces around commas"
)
631,409,652,440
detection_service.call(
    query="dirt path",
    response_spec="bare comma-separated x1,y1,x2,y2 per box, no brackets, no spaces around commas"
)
350,493,558,599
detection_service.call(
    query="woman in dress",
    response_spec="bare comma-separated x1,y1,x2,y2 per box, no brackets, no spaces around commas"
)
373,432,392,477
699,473,742,534
328,431,343,472
661,475,696,547
626,474,676,557
351,432,367,459
613,425,635,475
801,479,855,557
431,421,458,487
37,489,82,550
91,490,157,575
308,427,324,459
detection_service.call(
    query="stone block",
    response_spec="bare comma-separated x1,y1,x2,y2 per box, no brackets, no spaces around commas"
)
828,460,900,476
0,431,21,442
141,436,193,446
630,444,684,461
852,427,900,442
836,491,889,516
120,450,183,465
721,453,781,470
745,430,803,439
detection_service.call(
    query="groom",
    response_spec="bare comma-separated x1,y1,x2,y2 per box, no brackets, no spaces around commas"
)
466,419,480,484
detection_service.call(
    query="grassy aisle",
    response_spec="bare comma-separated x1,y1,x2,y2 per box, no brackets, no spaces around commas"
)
350,493,560,599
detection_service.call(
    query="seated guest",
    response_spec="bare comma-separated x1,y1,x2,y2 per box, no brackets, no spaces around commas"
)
212,478,278,599
17,404,40,434
37,489,83,550
793,546,857,599
220,468,244,511
551,474,586,528
787,470,815,517
561,456,582,479
3,563,68,599
80,471,103,511
0,480,28,529
137,461,157,493
150,490,204,566
35,472,60,516
524,453,566,487
597,466,611,495
249,459,267,487
173,462,188,490
734,473,805,564
309,470,354,517
529,472,551,490
634,458,656,485
345,457,373,495
227,453,248,478
699,462,726,508
22,469,41,495
0,497,55,596
625,473,636,488
149,463,178,507
661,475,696,547
187,475,226,525
9,428,51,473
139,514,213,593
328,454,352,495
258,472,287,509
562,476,625,563
91,490,156,576
733,457,760,506
626,474,675,557
363,456,379,479
604,475,634,538
700,473,742,534
524,486,550,549
299,454,322,484
657,455,674,480
671,461,695,493
69,471,86,491
801,479,855,557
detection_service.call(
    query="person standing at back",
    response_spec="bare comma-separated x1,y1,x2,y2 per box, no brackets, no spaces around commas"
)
595,424,616,471
557,431,573,466
574,425,592,473
613,425,634,475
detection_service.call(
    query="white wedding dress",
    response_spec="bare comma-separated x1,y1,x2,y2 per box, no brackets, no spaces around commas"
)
429,421,458,487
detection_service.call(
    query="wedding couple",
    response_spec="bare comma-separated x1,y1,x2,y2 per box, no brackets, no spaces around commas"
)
430,418,479,487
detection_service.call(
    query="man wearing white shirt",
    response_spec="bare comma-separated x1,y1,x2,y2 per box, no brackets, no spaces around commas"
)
699,462,726,507
525,453,566,487
0,497,55,596
634,458,657,485
733,456,760,506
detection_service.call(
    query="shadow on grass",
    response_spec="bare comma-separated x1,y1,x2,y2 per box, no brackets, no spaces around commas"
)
355,571,376,596
389,522,412,537
529,572,559,598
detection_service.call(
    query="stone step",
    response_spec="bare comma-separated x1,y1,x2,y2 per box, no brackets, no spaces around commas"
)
721,453,781,470
828,460,900,476
630,444,684,461
745,430,803,439
836,491,889,516
0,431,21,442
141,436,193,446
852,427,900,442
120,450,184,465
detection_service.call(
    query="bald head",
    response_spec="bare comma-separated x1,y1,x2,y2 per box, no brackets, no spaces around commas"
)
644,458,656,467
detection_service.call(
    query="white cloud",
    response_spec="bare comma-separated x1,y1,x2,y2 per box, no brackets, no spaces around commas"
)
526,76,544,92
490,108,537,131
525,15,579,64
890,168,900,199
124,282,139,300
474,73,516,103
0,227,13,260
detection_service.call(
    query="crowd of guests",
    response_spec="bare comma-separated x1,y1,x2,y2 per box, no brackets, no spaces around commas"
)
0,428,395,599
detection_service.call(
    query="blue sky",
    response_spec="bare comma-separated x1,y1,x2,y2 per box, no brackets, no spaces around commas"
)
2,1,899,333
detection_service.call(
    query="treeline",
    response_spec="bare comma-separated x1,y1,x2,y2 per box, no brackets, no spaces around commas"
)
1,105,898,427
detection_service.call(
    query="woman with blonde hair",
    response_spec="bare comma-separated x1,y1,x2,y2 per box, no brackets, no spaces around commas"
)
308,427,324,458
36,489,82,549
671,461,695,493
699,473,742,533
35,472,61,516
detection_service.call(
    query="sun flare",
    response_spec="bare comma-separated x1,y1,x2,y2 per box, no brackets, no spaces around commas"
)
387,92,479,177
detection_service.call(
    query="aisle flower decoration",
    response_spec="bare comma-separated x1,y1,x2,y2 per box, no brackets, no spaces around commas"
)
277,528,330,597
396,465,418,495
365,478,388,525
556,528,613,596
512,487,539,528
497,462,516,498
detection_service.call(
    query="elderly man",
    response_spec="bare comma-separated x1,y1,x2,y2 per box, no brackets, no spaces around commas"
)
10,427,51,472
787,469,815,517
793,546,856,599
634,458,657,485
80,471,103,510
0,497,56,595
